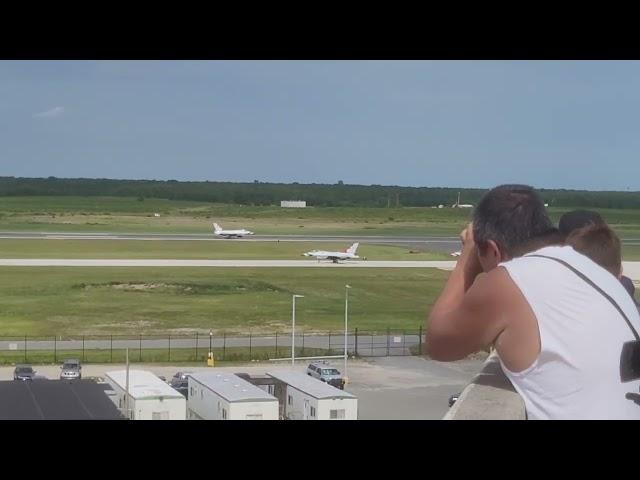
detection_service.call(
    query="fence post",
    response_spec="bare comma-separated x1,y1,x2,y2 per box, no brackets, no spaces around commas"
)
139,334,142,362
418,325,423,356
223,332,226,360
82,335,85,363
24,335,27,363
110,335,113,363
195,332,199,361
275,331,278,358
328,331,331,355
249,332,252,360
168,335,171,362
355,328,358,357
301,331,305,357
54,336,57,364
403,330,406,356
386,328,390,356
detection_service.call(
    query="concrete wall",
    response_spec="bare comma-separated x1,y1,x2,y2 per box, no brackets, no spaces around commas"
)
443,353,526,420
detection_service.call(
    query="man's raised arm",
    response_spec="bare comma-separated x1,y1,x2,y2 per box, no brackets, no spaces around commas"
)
425,225,507,361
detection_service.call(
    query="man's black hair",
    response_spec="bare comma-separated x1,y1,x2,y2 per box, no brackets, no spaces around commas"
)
558,210,605,237
473,184,554,257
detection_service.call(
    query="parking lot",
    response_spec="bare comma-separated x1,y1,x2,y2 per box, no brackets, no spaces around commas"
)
0,355,486,419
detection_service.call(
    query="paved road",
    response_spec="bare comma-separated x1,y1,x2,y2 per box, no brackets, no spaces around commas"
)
2,230,640,246
0,231,463,252
0,356,486,419
1,258,639,279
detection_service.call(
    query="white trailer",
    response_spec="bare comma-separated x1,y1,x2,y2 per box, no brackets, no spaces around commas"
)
187,372,279,420
267,371,358,420
105,370,186,420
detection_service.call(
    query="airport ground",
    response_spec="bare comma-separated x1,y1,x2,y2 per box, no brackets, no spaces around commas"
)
0,196,638,337
0,266,449,336
0,355,487,419
3,196,640,238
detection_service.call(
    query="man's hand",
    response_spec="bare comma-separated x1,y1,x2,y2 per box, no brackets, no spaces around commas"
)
456,223,484,291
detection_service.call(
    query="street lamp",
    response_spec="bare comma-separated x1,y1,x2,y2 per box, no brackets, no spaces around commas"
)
208,330,213,366
292,294,304,365
344,285,351,381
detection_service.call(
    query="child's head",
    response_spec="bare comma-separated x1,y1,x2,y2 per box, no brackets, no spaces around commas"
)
558,210,605,238
565,224,622,277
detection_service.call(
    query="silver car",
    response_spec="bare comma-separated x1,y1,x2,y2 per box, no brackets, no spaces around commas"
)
306,362,345,389
60,359,82,380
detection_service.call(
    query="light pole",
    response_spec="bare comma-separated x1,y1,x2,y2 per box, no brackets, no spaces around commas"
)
292,294,304,365
208,330,213,366
125,347,130,419
344,285,351,381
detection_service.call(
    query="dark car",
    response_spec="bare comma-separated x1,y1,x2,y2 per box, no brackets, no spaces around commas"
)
170,371,192,398
14,364,36,381
448,393,460,408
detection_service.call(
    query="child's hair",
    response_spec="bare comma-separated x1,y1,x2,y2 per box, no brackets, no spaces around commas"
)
565,224,622,277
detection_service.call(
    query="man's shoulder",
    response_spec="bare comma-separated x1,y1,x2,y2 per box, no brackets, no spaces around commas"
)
503,245,573,265
466,267,520,307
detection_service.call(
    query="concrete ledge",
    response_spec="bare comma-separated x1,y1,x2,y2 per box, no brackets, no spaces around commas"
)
443,352,526,420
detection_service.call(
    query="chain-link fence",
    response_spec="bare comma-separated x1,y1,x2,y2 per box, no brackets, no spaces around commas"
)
0,327,424,365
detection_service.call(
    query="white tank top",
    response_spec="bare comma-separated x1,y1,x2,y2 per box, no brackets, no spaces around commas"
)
499,245,640,420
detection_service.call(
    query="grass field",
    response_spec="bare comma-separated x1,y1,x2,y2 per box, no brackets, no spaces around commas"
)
0,267,448,336
2,196,640,237
0,196,476,236
0,239,638,260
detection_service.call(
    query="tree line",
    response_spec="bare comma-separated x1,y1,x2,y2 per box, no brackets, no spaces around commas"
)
1,176,639,209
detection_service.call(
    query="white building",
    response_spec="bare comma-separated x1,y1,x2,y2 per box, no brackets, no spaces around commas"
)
105,370,186,420
186,372,279,420
266,371,358,420
280,200,306,208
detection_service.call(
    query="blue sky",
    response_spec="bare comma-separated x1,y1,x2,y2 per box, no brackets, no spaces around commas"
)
1,60,639,190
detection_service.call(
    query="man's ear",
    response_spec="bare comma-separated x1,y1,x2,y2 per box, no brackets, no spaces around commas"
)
486,239,504,264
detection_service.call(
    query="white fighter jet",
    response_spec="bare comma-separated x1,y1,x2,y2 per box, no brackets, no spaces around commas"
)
213,223,254,238
303,242,360,263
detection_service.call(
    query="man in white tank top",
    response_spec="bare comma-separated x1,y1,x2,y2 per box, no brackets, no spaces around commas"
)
426,185,640,419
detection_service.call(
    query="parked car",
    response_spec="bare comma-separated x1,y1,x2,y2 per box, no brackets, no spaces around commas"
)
60,359,82,380
306,362,344,389
448,393,460,408
170,371,192,398
14,364,36,381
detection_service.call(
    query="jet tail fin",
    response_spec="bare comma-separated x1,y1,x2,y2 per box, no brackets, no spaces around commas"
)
347,242,359,255
213,223,222,233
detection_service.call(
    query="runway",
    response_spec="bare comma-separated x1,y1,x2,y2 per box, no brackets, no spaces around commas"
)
1,231,639,248
0,231,463,252
1,258,640,279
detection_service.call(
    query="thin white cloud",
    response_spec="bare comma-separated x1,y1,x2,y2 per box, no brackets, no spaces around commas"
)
33,106,64,118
